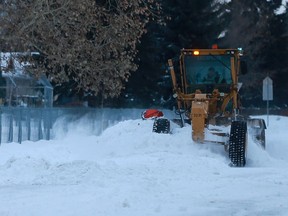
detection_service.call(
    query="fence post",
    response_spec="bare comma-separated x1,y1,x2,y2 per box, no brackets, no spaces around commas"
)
18,108,22,144
38,111,43,140
47,108,52,140
27,109,31,141
43,108,51,140
8,113,13,142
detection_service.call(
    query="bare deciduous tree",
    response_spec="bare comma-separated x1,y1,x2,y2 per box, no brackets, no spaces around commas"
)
0,0,161,98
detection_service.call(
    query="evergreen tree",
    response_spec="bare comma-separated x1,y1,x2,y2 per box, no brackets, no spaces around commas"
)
120,22,170,108
220,0,287,106
163,0,225,55
271,9,288,105
123,0,226,108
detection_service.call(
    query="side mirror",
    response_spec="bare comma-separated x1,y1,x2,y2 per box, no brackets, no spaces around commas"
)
240,60,248,75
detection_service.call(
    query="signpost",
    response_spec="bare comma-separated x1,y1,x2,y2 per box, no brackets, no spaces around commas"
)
262,76,273,126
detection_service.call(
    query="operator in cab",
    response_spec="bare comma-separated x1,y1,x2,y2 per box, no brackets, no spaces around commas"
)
203,67,220,83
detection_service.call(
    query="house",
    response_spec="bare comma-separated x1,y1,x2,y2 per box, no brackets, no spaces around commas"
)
0,52,53,107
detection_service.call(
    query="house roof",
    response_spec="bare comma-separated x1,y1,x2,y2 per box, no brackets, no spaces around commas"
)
0,52,39,78
0,52,52,88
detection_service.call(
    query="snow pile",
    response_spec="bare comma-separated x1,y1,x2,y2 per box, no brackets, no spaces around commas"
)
0,115,288,216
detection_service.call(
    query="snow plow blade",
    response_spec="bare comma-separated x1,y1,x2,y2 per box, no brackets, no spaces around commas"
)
247,118,266,149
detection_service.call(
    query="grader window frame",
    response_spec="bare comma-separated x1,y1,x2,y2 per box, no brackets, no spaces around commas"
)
179,49,241,91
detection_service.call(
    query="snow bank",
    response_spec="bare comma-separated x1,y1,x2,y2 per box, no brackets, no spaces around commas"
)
0,115,288,216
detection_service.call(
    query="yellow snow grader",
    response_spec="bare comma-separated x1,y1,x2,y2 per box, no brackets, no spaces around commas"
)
166,47,266,167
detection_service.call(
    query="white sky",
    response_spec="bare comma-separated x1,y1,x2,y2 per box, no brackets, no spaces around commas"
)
217,0,287,14
276,0,287,14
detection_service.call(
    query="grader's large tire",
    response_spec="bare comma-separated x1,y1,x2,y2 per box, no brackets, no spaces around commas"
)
152,118,170,134
229,121,247,167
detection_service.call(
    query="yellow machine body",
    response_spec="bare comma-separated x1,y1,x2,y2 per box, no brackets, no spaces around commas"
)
168,48,244,143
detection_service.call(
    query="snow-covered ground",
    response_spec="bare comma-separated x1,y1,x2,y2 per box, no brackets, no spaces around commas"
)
0,114,288,216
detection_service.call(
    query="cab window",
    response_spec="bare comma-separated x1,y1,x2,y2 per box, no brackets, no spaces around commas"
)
184,55,232,85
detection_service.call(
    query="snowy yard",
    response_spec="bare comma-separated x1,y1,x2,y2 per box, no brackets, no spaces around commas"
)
0,115,288,216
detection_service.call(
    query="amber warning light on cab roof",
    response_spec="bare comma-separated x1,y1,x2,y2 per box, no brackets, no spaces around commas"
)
193,50,200,55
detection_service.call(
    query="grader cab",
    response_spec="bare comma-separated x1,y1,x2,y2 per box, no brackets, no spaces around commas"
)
167,48,266,167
